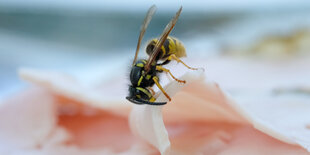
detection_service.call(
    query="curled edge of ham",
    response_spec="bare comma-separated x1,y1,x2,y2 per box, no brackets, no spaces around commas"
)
129,69,310,154
9,68,310,154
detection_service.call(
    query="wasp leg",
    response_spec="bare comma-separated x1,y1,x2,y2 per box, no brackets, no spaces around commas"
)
168,54,199,70
156,66,186,84
148,87,156,96
153,76,171,101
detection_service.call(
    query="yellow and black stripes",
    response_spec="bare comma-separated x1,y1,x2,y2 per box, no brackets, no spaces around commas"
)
136,87,155,102
134,60,153,87
135,59,147,68
127,6,187,106
129,58,172,103
146,36,186,60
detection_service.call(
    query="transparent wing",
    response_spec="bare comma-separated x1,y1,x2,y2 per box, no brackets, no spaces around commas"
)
132,5,157,66
144,6,182,72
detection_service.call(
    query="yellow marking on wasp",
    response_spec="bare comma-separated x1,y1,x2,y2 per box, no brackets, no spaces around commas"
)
136,95,141,98
136,63,144,67
168,54,198,70
168,37,176,54
161,45,166,56
142,60,147,64
136,87,152,98
137,76,144,86
146,74,152,80
150,97,155,102
156,66,185,83
153,76,171,101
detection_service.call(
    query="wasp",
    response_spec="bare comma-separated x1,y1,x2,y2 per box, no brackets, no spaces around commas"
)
126,5,198,105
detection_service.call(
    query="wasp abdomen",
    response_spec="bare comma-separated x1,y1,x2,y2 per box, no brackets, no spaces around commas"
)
146,36,186,61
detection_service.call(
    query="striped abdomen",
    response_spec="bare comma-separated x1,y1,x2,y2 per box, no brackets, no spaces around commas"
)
146,36,186,61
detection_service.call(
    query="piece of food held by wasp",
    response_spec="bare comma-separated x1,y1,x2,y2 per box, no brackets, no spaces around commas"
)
126,5,199,106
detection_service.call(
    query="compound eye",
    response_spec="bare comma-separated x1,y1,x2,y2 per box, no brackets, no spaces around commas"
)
146,43,155,56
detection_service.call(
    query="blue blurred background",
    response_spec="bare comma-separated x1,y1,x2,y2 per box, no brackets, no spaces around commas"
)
0,0,310,99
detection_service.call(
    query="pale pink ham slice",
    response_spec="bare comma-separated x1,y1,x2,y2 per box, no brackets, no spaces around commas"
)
12,56,310,154
0,87,56,153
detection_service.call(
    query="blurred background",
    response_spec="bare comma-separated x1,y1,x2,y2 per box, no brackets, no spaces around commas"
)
0,0,310,99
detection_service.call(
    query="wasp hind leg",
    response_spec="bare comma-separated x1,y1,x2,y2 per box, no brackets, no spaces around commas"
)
168,54,199,70
152,76,171,101
156,66,186,84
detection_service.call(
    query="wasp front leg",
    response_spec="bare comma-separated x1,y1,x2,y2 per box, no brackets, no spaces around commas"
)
152,76,171,101
168,54,199,70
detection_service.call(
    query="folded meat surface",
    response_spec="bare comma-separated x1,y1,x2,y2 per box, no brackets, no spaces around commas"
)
0,56,308,154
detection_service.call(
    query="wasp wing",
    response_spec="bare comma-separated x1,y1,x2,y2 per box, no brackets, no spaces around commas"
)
132,5,157,66
144,6,182,73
